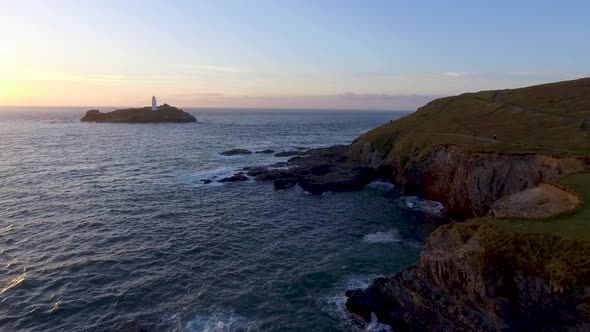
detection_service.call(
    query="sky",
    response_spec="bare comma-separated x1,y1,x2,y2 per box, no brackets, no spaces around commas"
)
1,0,589,110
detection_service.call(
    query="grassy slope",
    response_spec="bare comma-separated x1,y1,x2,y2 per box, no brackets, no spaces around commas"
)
357,78,590,158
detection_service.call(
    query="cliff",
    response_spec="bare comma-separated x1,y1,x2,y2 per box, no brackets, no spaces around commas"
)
349,142,587,220
346,220,590,331
80,104,196,123
344,78,590,330
350,78,590,220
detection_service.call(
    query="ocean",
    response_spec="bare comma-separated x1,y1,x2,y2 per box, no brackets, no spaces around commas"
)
0,108,443,331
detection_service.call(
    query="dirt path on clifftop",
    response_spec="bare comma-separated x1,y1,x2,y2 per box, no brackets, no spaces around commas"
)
429,133,579,154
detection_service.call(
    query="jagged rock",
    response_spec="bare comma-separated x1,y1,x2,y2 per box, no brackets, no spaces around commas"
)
218,173,249,182
273,178,298,190
275,150,306,157
255,149,275,154
298,167,375,194
220,149,253,156
252,145,377,194
244,166,268,177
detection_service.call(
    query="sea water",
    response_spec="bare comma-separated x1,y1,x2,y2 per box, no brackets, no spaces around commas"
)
0,108,443,331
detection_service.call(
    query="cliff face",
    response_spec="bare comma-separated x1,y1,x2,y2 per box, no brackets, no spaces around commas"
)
346,220,590,331
81,105,196,123
349,142,588,220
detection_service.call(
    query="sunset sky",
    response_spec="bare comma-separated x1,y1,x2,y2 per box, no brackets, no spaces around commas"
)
1,0,589,110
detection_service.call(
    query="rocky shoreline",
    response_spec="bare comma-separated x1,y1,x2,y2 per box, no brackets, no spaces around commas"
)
214,139,590,331
209,145,382,193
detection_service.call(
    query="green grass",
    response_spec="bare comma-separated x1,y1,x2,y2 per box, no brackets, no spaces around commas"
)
492,172,590,241
356,78,590,159
440,219,590,286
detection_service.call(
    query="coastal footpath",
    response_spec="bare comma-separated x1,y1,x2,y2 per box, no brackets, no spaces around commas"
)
80,104,196,123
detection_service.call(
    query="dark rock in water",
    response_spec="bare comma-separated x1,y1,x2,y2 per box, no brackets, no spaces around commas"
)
269,162,290,168
218,173,249,182
255,149,275,154
345,220,590,331
80,104,196,123
201,179,212,184
253,145,377,195
244,167,268,177
220,149,253,156
273,178,298,190
298,167,374,194
255,169,303,182
275,150,306,157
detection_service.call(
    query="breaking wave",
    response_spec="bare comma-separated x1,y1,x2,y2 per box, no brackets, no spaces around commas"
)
362,229,402,244
399,196,444,215
183,312,261,332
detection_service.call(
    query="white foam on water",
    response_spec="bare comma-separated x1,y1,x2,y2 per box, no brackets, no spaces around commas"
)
319,275,383,330
366,313,393,332
399,196,444,216
183,312,261,332
320,274,392,332
362,229,402,244
364,180,395,191
181,167,237,186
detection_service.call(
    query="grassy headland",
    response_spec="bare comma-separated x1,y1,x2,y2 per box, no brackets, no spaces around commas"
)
357,77,590,158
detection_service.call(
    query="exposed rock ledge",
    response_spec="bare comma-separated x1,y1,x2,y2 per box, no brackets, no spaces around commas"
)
349,141,588,220
489,183,580,219
346,220,590,331
80,104,196,123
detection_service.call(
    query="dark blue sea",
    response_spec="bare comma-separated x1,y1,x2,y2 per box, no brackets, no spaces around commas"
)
0,108,443,331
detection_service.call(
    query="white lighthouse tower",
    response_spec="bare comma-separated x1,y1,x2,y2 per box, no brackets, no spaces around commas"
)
151,96,157,111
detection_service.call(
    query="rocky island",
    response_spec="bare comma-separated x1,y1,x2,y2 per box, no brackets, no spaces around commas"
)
214,77,590,330
80,103,196,123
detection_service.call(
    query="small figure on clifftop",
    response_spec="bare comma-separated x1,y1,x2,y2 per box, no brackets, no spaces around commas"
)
493,135,497,140
473,130,477,137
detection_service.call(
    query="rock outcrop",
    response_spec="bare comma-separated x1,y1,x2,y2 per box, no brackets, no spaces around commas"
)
349,142,588,220
80,104,196,123
208,145,378,194
346,220,590,331
220,149,253,156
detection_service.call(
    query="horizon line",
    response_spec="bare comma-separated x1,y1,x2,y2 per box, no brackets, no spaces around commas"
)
0,105,416,112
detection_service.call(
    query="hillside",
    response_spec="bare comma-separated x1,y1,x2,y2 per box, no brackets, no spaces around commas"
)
357,77,590,158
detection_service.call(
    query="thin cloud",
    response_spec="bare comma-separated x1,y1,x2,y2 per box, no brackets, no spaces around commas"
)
444,71,465,78
168,92,442,110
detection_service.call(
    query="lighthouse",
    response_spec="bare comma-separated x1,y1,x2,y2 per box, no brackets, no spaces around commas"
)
151,96,157,111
